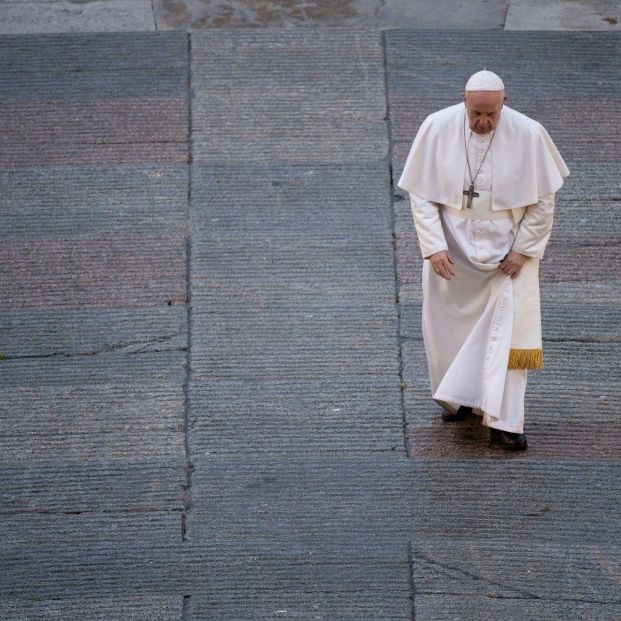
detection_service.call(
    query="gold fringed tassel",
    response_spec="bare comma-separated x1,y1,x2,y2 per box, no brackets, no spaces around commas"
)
508,348,543,370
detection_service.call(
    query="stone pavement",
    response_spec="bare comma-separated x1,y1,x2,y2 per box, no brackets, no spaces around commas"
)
0,23,620,621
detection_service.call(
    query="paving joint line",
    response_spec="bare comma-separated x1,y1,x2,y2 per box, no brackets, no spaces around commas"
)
0,507,185,516
381,30,408,453
181,30,194,544
383,31,418,617
414,551,541,600
181,594,191,620
150,0,157,31
502,0,511,29
0,335,186,360
407,540,417,620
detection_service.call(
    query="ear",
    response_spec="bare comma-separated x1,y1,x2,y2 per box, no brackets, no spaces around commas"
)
461,91,466,102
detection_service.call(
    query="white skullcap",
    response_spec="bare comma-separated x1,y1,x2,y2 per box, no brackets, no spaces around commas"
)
465,69,505,91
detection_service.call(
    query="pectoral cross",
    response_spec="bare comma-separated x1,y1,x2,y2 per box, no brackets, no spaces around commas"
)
463,184,479,208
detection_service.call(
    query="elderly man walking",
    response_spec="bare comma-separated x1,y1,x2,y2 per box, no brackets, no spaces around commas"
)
398,70,569,450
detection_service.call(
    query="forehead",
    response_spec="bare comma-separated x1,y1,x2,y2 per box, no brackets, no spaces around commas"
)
464,90,504,111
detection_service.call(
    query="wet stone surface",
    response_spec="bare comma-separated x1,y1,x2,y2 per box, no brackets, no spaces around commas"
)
153,0,509,30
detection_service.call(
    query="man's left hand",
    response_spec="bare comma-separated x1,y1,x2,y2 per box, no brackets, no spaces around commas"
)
499,250,527,278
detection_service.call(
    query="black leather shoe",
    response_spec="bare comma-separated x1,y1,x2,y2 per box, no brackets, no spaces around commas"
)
489,428,528,451
442,406,473,422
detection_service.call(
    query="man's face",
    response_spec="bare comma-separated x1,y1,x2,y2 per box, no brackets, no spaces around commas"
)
462,90,506,134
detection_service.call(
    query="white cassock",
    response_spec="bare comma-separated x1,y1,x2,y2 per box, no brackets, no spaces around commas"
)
398,103,569,434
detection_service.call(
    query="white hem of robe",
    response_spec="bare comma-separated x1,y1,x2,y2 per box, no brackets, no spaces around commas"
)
426,264,517,426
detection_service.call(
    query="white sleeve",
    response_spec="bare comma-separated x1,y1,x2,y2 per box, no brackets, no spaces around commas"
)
512,194,555,260
409,193,448,259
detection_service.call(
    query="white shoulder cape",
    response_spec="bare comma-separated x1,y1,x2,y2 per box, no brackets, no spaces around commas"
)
397,103,570,210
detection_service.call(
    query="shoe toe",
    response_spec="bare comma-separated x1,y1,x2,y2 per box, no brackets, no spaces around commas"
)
490,429,528,450
442,406,473,422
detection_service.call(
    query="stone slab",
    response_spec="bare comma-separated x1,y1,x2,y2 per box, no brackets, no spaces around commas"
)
0,0,155,34
0,33,188,104
0,511,182,554
0,540,189,599
0,73,187,105
0,459,185,513
0,512,185,602
1,35,189,165
0,32,187,73
411,539,621,603
0,307,186,357
1,33,189,167
404,412,621,461
506,0,621,31
189,378,404,456
0,346,186,387
183,542,412,620
186,454,415,554
0,381,185,464
414,595,621,620
0,597,183,621
0,235,187,309
0,100,187,145
3,453,617,610
539,239,620,284
403,460,619,544
186,587,411,620
2,543,409,618
0,596,183,621
1,348,186,505
154,0,508,30
190,163,397,381
190,164,392,238
1,143,188,168
386,31,620,98
540,201,620,241
188,542,412,620
191,296,398,380
1,166,189,239
191,30,388,164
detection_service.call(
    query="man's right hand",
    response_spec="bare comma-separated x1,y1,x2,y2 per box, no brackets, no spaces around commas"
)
429,250,455,280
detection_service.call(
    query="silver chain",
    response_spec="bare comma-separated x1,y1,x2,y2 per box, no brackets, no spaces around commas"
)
463,110,496,188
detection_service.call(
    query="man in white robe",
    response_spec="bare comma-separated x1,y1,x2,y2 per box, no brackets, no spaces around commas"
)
398,70,569,450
